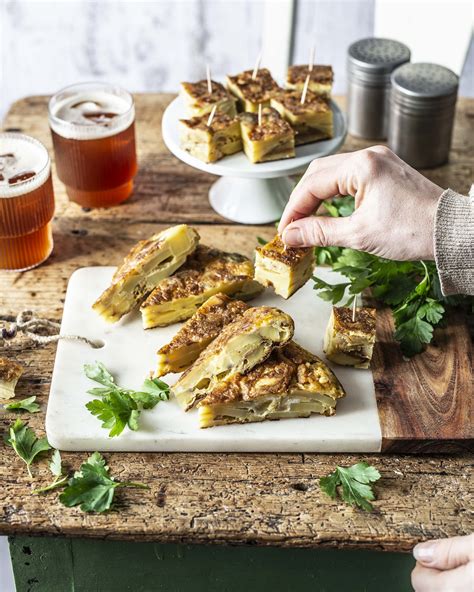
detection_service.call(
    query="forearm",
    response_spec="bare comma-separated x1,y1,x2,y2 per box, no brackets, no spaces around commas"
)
434,188,474,296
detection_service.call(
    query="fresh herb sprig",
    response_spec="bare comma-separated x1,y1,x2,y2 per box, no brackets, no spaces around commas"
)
84,362,169,437
320,462,381,511
6,419,51,478
59,451,148,513
5,396,40,413
312,196,471,357
33,449,68,494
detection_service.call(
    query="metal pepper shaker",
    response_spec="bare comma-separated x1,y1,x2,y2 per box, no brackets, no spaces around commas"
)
388,63,459,168
347,38,411,140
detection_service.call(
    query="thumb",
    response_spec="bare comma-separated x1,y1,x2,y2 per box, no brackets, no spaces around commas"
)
413,534,474,570
281,215,357,249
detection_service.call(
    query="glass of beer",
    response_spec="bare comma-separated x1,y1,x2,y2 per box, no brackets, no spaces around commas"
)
0,133,55,271
48,82,137,208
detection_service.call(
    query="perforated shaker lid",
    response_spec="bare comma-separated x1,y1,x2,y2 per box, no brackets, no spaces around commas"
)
348,38,411,74
391,63,458,98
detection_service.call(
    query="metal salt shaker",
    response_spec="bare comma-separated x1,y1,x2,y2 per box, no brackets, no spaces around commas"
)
347,38,411,140
388,63,459,168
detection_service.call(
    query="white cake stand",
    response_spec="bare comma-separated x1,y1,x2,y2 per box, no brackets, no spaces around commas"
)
162,97,347,224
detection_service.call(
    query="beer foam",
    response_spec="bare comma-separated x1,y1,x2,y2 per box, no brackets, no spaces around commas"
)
49,89,135,140
0,133,51,199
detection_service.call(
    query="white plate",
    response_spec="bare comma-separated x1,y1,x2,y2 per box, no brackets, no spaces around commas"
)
162,96,347,179
46,267,381,453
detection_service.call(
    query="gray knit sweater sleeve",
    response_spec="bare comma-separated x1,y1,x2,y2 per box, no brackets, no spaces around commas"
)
434,188,474,296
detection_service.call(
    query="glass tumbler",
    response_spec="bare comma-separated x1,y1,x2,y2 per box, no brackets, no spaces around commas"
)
48,82,137,208
0,133,55,271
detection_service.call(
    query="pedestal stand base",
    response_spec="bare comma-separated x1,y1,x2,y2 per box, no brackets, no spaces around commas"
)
209,176,295,224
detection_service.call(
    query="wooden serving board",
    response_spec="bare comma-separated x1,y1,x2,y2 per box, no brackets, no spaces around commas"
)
372,304,473,453
46,265,473,454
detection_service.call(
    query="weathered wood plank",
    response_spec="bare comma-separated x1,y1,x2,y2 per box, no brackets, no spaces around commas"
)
1,439,472,550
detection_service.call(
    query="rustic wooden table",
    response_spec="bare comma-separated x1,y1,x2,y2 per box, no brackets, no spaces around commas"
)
1,94,473,591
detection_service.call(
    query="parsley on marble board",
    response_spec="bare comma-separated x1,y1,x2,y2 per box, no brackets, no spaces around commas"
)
84,362,169,437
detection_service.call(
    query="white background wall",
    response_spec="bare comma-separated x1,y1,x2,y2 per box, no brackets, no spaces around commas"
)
0,0,472,122
0,2,472,590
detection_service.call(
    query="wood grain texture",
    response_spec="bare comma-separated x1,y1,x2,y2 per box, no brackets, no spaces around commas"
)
373,308,473,453
0,95,473,548
1,449,471,552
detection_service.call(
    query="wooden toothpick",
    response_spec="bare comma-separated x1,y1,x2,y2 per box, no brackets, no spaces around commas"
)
308,45,315,72
301,74,310,105
352,294,357,322
252,51,262,80
206,64,212,94
207,105,217,127
258,102,263,127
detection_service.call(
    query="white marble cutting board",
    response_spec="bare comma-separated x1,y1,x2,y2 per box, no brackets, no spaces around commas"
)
46,267,382,452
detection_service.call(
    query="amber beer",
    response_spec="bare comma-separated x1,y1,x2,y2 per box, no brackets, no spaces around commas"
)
48,82,137,208
0,134,55,271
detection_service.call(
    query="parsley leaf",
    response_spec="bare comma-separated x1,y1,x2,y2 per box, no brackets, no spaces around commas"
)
49,448,63,478
323,195,355,218
332,249,375,271
5,396,40,413
312,276,349,304
6,419,51,478
84,361,116,389
315,246,344,266
323,201,340,217
33,449,69,494
59,452,148,513
371,275,417,306
84,363,169,437
320,462,381,511
129,388,169,410
394,316,433,357
86,391,140,437
417,299,445,324
134,377,170,408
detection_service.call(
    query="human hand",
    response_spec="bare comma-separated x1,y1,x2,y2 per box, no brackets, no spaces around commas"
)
411,534,474,591
278,146,443,261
